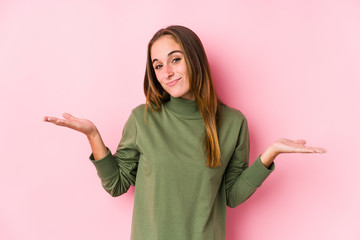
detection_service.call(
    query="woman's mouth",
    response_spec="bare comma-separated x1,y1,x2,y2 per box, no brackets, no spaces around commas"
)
166,77,181,86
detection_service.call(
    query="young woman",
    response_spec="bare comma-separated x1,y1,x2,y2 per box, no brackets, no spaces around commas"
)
44,25,326,240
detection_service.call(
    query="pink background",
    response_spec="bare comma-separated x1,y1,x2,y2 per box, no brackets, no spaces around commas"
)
1,0,359,239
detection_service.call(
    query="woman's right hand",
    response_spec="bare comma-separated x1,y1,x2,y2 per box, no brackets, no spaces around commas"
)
43,113,98,139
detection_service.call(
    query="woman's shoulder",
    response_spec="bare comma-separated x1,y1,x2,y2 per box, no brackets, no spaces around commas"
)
130,103,162,119
129,104,147,119
132,104,146,113
220,104,247,123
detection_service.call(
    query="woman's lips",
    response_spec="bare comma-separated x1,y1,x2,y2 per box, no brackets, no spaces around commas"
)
166,77,181,86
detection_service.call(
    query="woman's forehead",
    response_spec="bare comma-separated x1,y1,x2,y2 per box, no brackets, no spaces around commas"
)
151,35,183,61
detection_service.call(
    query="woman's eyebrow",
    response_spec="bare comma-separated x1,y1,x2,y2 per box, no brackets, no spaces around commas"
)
168,50,183,56
152,50,183,64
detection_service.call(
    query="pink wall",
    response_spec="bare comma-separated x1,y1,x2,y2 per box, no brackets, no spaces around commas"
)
1,0,359,239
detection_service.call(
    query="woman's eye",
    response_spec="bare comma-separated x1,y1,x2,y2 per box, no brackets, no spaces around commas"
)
155,64,162,70
172,57,181,63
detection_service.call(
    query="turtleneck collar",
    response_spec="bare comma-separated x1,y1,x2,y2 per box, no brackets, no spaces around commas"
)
164,96,202,119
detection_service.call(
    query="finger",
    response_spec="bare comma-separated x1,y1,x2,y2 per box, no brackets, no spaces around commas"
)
63,113,75,120
293,139,306,145
295,147,315,153
43,116,69,127
313,147,327,153
304,146,327,154
43,116,58,123
52,118,66,126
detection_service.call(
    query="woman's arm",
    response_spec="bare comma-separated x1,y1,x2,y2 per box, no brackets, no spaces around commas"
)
260,138,327,168
43,113,107,160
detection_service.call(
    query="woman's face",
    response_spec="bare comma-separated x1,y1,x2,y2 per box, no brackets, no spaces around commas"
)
150,35,194,100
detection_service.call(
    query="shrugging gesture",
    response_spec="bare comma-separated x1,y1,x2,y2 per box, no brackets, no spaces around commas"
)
42,25,328,240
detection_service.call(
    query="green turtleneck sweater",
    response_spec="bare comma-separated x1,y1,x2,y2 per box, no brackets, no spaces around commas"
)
90,97,274,240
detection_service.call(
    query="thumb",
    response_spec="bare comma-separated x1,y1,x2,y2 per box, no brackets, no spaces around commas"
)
294,139,306,145
63,113,75,119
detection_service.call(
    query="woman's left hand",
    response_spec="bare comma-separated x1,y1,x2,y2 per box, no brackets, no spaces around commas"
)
260,138,327,168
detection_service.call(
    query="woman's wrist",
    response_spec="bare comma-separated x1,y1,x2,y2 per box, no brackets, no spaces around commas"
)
86,128,100,141
260,144,279,168
87,129,107,161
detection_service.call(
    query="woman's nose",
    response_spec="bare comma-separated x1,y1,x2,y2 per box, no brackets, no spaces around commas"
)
163,65,174,79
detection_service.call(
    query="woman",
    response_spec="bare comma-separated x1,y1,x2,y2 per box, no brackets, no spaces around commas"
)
44,25,326,240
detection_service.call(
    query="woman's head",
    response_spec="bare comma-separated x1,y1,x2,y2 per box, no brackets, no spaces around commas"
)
144,25,222,168
144,25,216,108
150,34,194,101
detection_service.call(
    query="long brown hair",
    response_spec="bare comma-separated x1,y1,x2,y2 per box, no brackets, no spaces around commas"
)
144,25,222,168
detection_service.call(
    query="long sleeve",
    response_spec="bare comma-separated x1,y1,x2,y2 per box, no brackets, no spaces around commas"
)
89,112,139,197
224,117,274,208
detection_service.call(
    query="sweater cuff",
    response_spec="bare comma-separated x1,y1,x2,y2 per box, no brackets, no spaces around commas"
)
89,149,118,179
242,155,275,187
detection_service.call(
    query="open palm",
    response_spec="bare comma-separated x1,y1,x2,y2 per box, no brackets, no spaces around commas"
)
272,138,326,154
43,113,97,137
